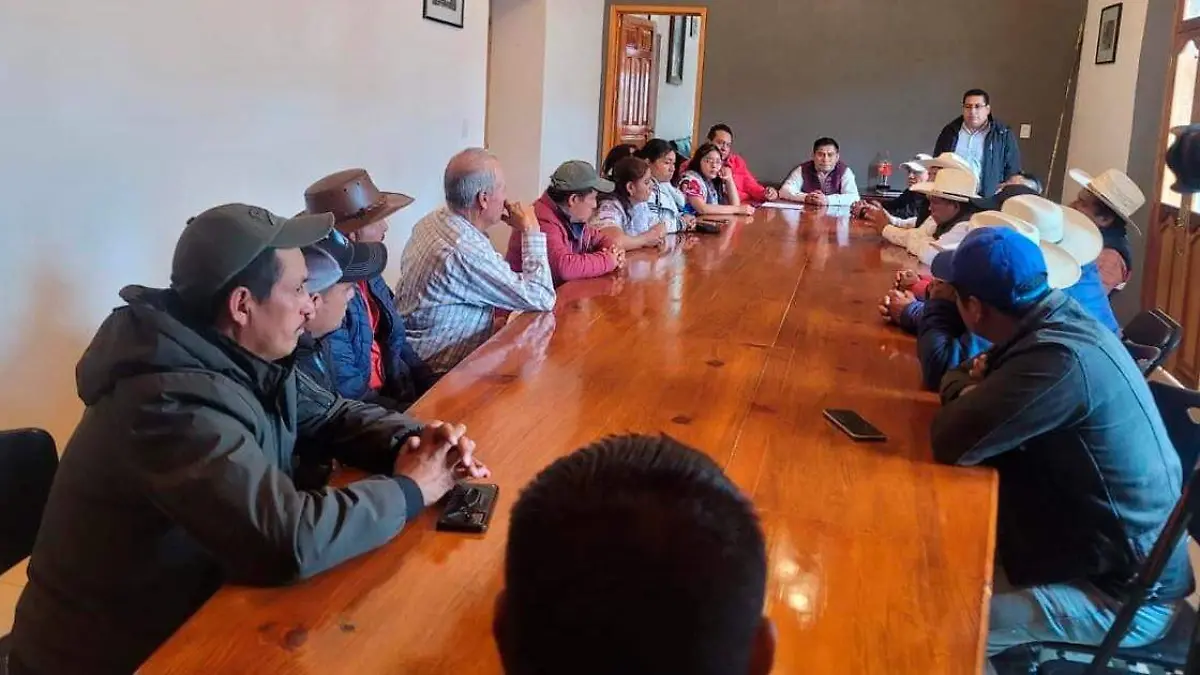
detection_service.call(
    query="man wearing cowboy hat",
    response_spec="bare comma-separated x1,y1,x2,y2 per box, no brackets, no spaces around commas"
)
933,88,1022,196
303,168,434,410
863,153,977,245
928,227,1187,671
5,204,489,675
888,197,1120,389
1066,167,1146,294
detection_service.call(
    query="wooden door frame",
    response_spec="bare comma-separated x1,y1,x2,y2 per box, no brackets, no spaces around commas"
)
601,5,708,154
1142,0,1200,313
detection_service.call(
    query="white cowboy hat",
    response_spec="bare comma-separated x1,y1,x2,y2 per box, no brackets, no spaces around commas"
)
1001,195,1103,265
901,153,934,173
911,166,981,203
918,152,976,177
1067,167,1146,224
965,211,1082,289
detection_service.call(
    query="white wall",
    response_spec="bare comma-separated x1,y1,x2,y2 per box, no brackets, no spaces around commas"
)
651,14,701,143
0,0,490,443
487,0,548,205
540,0,605,185
1062,0,1149,199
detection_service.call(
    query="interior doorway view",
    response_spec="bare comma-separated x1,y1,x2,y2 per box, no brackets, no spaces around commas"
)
602,6,707,157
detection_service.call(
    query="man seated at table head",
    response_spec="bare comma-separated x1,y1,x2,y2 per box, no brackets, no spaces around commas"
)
7,204,490,675
928,226,1190,663
507,159,625,286
495,434,774,675
396,148,557,377
704,123,778,203
933,88,1022,196
1066,167,1146,295
302,168,433,410
779,136,861,208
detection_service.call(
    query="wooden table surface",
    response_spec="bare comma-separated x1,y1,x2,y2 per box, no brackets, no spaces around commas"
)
141,208,998,674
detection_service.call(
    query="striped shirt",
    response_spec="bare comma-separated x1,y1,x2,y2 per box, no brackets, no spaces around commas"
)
395,206,556,375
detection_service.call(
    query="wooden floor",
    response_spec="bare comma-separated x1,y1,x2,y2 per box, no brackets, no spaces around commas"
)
124,207,1000,673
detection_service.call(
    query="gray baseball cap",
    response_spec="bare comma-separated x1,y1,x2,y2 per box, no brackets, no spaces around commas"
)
549,160,615,193
171,203,334,304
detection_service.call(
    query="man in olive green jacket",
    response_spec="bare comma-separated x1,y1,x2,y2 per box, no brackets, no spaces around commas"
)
6,204,489,675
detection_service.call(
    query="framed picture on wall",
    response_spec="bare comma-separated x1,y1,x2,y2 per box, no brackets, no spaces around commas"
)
1096,3,1122,64
667,16,686,85
424,0,464,29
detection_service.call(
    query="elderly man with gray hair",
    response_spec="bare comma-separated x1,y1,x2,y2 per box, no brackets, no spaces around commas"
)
395,148,557,376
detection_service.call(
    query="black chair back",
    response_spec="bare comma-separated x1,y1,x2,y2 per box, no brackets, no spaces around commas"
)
0,428,58,574
1123,310,1183,373
1124,343,1163,377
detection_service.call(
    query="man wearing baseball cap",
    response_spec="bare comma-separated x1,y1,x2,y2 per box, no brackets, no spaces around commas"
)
7,204,489,675
508,159,625,286
928,227,1188,670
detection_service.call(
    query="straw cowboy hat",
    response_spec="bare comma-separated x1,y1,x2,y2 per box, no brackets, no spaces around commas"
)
303,168,414,232
1001,195,1103,266
965,210,1082,290
1067,167,1145,225
911,166,981,203
918,152,977,180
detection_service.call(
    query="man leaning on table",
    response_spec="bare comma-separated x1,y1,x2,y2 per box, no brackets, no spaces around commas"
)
926,227,1190,671
778,137,860,208
4,205,489,675
397,148,557,377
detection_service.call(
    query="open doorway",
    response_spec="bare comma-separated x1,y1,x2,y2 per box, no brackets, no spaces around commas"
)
601,5,707,159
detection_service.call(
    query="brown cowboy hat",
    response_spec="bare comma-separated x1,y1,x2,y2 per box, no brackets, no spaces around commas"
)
303,168,414,232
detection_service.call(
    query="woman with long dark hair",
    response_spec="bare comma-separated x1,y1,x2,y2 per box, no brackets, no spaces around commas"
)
677,143,754,217
601,144,638,179
590,156,667,251
637,139,695,234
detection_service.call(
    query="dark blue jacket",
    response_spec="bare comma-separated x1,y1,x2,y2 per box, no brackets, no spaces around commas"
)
933,291,1192,600
934,115,1021,197
324,276,434,410
902,266,1120,390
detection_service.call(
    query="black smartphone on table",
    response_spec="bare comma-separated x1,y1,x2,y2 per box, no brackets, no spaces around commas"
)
436,483,500,534
823,409,887,442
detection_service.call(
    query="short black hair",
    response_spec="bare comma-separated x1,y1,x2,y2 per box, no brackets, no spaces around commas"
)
499,434,767,675
707,123,733,140
813,137,840,153
205,248,280,323
963,88,991,106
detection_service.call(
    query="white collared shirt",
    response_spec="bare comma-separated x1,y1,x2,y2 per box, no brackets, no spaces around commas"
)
956,122,990,179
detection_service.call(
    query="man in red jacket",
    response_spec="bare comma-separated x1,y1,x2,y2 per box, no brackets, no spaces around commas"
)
507,160,625,286
706,124,778,204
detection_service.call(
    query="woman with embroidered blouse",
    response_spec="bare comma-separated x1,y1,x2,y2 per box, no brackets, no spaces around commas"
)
678,142,755,218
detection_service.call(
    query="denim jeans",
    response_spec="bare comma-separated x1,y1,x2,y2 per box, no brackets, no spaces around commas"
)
984,566,1179,673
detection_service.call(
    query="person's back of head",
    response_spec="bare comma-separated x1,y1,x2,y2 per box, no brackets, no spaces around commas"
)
602,143,638,179
496,434,774,675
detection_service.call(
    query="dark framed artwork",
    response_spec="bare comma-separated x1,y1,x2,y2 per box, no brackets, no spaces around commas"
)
667,16,686,85
1096,3,1122,64
424,0,464,29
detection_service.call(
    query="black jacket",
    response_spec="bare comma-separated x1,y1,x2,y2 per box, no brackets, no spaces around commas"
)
933,115,1022,197
933,292,1192,601
11,287,426,675
884,189,927,220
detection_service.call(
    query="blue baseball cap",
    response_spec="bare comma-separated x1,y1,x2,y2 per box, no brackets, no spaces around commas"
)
929,227,1050,312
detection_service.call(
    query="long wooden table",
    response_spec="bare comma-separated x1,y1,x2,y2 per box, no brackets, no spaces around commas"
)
141,208,998,674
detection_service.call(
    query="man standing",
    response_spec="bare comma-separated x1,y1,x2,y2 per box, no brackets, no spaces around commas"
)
7,204,488,675
779,137,861,208
928,227,1189,668
303,169,434,410
396,148,557,377
934,89,1021,196
705,123,779,204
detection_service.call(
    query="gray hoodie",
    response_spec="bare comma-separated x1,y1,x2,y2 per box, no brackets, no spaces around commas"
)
10,286,425,675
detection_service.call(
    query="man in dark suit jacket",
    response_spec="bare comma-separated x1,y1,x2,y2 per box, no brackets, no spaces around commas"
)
934,88,1021,197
